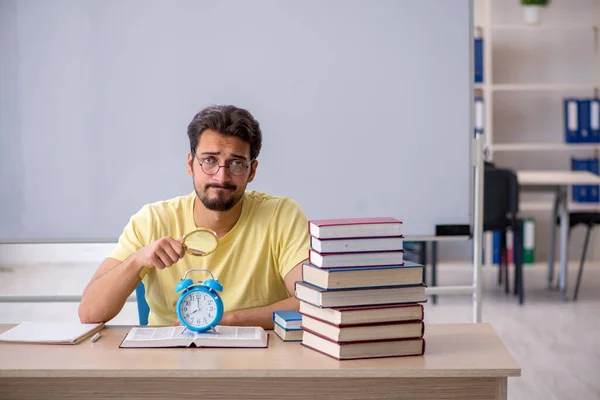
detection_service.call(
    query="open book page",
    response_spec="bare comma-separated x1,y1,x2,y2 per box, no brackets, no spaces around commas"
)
121,326,193,348
196,326,262,339
192,326,268,347
128,326,192,340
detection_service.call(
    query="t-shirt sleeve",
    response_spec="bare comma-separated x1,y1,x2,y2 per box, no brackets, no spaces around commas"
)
107,205,154,279
272,197,310,280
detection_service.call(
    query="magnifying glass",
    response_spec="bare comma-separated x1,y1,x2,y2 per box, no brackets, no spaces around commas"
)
181,228,219,256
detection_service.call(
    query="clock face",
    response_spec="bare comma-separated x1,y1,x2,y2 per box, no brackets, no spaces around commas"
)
179,290,218,328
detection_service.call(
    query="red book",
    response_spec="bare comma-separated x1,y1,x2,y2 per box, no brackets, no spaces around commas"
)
298,302,424,326
301,328,426,360
309,217,403,239
300,314,425,343
309,249,404,268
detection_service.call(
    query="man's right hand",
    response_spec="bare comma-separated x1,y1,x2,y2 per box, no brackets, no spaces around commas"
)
134,237,185,270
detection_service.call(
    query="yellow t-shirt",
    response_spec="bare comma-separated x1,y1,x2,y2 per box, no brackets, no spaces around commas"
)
108,190,309,326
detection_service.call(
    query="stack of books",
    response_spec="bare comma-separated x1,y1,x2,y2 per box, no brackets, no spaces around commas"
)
295,217,427,360
272,310,302,342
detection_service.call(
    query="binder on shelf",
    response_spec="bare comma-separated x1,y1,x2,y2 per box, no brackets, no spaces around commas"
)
578,99,592,143
588,158,600,203
506,230,513,265
571,157,600,203
522,219,535,265
564,98,579,143
474,27,484,84
492,231,501,265
474,97,484,137
590,99,600,143
589,184,600,203
589,158,600,175
571,157,589,202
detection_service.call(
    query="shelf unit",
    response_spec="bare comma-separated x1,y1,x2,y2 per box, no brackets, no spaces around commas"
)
477,0,600,161
493,143,600,152
521,200,600,212
476,0,600,266
490,25,599,31
475,83,598,91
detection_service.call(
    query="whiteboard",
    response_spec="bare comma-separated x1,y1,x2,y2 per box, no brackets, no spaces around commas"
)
0,0,472,242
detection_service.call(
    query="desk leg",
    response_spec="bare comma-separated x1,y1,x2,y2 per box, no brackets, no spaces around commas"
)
548,191,559,288
558,186,569,300
432,241,438,305
495,377,507,400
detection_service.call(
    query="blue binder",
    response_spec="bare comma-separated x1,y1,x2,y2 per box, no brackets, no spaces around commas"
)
590,99,600,143
474,34,483,83
572,158,589,202
564,98,579,143
572,158,600,203
492,231,501,265
578,99,592,143
588,158,600,203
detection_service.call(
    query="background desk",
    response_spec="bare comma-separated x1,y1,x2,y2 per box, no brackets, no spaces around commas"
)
404,235,471,305
517,170,600,299
0,323,520,400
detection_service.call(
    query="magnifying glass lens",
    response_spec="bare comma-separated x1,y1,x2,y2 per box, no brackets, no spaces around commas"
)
183,229,218,256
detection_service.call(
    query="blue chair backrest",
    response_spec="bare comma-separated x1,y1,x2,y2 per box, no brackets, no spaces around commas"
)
135,282,150,326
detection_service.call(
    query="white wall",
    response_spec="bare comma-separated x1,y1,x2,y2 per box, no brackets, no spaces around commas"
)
0,0,472,241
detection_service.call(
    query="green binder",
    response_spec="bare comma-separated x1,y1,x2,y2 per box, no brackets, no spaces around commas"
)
522,218,535,264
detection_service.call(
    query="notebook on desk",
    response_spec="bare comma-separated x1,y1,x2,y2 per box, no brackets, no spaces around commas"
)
0,321,105,344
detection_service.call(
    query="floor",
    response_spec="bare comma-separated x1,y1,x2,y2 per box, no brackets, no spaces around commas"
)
0,260,599,400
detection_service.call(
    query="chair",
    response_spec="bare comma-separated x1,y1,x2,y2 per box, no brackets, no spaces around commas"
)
135,282,150,325
484,162,525,304
551,212,600,301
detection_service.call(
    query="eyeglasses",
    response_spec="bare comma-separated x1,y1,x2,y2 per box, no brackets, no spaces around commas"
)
192,151,253,177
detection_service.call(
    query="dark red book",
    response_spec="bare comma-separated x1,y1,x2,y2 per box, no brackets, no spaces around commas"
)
300,314,424,343
298,302,424,326
301,327,426,360
309,249,404,268
294,281,427,308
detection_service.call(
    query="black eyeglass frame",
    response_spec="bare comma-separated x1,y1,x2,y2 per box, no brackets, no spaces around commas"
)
192,150,255,176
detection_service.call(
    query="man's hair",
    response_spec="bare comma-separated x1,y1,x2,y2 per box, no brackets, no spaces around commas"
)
187,105,262,161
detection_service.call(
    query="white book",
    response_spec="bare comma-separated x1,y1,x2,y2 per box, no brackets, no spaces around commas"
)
310,236,403,254
119,325,268,348
0,321,104,345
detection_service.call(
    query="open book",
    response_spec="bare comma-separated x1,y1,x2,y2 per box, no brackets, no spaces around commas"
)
119,325,268,348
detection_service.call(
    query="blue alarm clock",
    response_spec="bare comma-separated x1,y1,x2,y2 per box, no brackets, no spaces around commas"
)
175,268,224,332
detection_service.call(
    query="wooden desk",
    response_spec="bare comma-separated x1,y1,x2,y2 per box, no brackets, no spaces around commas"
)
517,170,600,299
0,323,520,400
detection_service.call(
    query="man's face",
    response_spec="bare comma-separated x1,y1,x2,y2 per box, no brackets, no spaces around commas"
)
187,129,257,212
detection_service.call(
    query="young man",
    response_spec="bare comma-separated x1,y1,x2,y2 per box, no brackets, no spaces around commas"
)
78,105,309,328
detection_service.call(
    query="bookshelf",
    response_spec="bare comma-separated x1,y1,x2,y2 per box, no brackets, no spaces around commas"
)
475,0,600,266
476,0,600,160
476,83,598,91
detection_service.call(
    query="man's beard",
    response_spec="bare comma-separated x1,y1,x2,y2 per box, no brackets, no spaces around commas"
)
195,182,243,211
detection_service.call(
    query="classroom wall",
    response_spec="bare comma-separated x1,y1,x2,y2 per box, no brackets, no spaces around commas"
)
0,0,472,241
